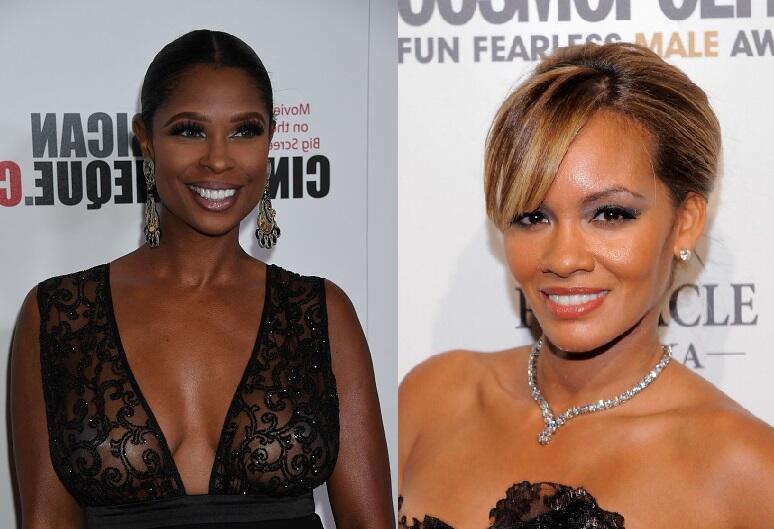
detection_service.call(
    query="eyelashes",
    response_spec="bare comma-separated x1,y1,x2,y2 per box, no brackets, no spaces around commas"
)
513,210,548,226
512,205,641,227
590,205,641,222
168,120,265,138
232,120,265,138
169,120,204,137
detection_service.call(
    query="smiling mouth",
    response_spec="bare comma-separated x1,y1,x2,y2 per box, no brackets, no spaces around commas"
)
541,289,610,319
547,291,608,306
188,184,237,201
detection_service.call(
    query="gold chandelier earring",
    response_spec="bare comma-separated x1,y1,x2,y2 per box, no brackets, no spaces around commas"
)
255,171,280,248
143,159,161,247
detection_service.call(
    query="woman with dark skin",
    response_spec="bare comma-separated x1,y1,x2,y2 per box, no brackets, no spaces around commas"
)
10,30,392,529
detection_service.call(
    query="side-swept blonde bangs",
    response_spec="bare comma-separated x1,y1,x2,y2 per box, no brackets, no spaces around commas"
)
484,42,721,230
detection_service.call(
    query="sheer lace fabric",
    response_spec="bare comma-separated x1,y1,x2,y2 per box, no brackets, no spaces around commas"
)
399,481,625,529
37,263,339,508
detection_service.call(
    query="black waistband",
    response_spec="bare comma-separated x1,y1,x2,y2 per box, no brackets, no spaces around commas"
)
85,493,317,529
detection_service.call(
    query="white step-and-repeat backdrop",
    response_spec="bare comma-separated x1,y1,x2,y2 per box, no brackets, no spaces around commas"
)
399,0,773,425
0,1,396,527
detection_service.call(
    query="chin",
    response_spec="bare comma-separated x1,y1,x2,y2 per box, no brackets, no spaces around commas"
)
540,323,621,355
189,220,243,238
190,212,248,233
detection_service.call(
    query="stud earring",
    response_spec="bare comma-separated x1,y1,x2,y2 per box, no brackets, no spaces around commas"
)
255,171,280,248
143,159,161,247
678,248,692,262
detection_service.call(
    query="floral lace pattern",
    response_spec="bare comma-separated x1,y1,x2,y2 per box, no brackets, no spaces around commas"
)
38,264,338,506
209,265,339,495
399,481,625,529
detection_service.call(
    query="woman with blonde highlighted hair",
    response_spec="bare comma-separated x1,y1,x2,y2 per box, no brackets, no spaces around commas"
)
398,43,774,529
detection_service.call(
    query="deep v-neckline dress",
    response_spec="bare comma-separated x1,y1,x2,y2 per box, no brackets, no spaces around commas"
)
398,481,626,529
37,263,339,529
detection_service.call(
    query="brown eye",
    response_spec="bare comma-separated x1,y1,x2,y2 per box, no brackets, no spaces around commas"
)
232,121,264,138
170,121,205,138
591,206,639,223
514,211,549,227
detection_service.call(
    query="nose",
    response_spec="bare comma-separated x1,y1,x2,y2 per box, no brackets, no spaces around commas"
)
199,136,235,174
541,221,595,278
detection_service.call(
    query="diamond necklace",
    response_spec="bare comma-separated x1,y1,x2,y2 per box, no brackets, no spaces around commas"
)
527,338,672,445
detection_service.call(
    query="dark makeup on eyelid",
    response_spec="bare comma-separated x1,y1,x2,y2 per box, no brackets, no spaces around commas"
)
166,119,266,138
515,187,647,226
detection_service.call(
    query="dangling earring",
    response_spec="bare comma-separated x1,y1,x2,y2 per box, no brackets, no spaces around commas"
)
143,159,161,247
678,248,692,262
255,170,280,248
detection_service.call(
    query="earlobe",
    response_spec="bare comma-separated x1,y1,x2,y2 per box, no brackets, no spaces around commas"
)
673,192,707,258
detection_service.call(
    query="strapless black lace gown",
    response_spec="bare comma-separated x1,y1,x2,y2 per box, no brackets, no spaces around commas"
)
399,481,625,529
37,264,339,528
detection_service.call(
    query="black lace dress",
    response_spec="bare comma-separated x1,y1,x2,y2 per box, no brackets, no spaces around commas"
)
37,263,339,529
399,481,626,529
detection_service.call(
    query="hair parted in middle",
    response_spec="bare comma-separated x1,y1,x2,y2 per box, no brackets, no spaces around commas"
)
484,42,721,230
139,29,274,134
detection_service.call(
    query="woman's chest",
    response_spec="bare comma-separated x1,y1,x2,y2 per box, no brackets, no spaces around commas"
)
101,280,271,452
402,416,729,529
114,296,263,447
39,265,340,504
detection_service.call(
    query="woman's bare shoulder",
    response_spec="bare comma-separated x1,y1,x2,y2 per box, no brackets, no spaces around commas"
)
687,384,773,472
666,363,774,519
400,350,488,405
696,402,774,522
398,350,484,475
400,345,532,422
669,362,770,425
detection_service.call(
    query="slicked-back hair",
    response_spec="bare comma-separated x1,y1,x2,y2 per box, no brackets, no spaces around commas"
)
140,29,274,133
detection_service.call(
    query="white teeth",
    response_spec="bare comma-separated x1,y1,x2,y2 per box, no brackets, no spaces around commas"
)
189,185,237,201
548,292,608,306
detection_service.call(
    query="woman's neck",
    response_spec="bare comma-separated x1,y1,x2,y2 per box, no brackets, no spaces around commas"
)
535,312,668,412
135,206,253,287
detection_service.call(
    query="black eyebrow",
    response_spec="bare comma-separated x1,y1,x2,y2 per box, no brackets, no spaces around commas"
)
163,112,210,127
163,111,267,128
582,186,645,206
230,112,265,123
